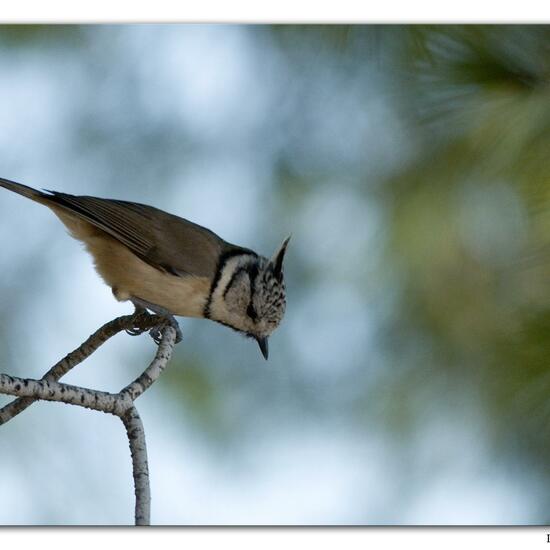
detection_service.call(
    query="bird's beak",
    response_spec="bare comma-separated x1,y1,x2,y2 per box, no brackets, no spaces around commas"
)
256,336,269,360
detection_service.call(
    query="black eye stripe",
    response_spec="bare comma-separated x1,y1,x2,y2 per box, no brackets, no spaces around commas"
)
247,303,258,321
222,267,247,298
245,263,261,321
204,250,258,319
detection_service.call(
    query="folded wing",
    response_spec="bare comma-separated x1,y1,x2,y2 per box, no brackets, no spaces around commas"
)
44,191,229,279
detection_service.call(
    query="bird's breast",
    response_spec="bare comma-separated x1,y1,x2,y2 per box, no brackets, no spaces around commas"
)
73,228,211,318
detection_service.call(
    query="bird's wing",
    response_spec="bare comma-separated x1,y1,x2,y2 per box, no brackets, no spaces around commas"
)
43,191,232,279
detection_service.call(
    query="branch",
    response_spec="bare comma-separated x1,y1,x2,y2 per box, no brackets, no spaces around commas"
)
0,373,132,415
0,313,177,526
0,311,161,425
122,407,150,525
122,327,176,400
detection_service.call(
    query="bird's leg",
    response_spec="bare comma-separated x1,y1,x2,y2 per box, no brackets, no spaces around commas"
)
129,297,183,344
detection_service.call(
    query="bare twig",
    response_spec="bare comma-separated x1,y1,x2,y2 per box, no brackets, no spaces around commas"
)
0,311,161,425
0,315,178,526
0,373,132,415
122,407,151,525
121,327,176,401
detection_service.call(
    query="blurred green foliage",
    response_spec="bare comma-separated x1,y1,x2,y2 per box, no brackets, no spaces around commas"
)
385,26,550,493
273,25,550,516
0,24,85,47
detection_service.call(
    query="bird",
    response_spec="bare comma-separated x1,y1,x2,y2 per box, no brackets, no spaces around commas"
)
0,176,289,359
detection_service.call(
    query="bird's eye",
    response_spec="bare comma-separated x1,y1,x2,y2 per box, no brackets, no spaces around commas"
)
247,303,258,321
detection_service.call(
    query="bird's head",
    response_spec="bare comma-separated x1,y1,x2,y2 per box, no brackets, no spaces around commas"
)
208,237,290,359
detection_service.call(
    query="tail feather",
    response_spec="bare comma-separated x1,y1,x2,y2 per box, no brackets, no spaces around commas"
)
0,176,47,202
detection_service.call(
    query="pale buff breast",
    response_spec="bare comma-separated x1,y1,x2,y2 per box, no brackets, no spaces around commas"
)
50,207,211,318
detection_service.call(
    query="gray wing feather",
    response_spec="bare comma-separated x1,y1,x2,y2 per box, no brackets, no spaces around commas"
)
44,191,229,279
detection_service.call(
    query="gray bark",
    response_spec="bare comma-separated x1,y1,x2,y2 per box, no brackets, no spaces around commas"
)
0,312,177,526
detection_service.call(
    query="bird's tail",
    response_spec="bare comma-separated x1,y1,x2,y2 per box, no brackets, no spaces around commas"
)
0,176,47,202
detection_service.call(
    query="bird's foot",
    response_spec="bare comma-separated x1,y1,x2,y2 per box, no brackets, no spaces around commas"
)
129,297,182,345
126,327,146,336
149,316,182,345
125,305,150,337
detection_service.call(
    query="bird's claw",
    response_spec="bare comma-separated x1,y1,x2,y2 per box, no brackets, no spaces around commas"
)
126,326,147,337
149,326,163,345
126,307,150,337
149,318,182,345
127,301,182,345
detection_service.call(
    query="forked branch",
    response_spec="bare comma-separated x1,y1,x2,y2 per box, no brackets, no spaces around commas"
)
0,312,177,525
